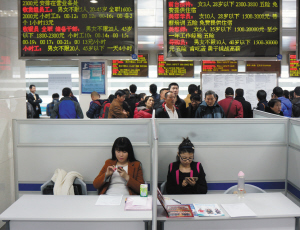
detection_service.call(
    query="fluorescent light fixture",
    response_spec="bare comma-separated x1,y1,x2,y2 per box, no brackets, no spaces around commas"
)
90,0,98,3
138,41,155,44
138,9,155,16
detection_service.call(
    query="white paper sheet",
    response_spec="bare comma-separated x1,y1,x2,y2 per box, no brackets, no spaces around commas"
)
221,203,256,218
132,197,148,206
95,195,123,205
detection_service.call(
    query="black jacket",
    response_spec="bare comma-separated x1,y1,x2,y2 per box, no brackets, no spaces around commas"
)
27,93,42,115
175,95,187,118
257,99,268,111
235,96,253,118
166,161,207,195
265,106,283,116
128,94,139,116
155,102,181,118
187,104,197,118
86,100,101,118
154,99,164,110
292,97,300,117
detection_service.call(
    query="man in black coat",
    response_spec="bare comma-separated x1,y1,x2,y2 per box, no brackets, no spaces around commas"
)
27,84,43,118
155,92,181,118
169,82,186,118
235,88,253,118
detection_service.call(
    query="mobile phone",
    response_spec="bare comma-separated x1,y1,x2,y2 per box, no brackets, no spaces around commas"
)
117,166,123,170
185,177,198,181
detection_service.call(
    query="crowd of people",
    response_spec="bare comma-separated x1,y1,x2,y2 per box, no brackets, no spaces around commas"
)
26,83,300,119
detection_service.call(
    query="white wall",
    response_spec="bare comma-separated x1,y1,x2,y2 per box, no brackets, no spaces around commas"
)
0,0,26,227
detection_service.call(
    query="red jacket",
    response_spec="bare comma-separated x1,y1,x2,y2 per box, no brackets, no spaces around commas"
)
134,106,152,118
218,96,243,118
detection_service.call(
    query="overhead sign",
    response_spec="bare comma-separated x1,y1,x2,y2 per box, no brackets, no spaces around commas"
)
112,54,148,77
202,60,238,72
289,54,300,77
246,61,281,75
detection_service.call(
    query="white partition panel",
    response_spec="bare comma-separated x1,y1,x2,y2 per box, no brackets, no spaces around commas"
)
287,119,300,201
13,119,152,197
156,119,288,191
253,109,287,119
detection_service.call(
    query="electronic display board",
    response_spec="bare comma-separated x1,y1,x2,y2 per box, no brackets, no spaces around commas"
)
158,54,194,77
112,54,148,77
246,61,281,74
164,0,280,59
289,54,300,77
19,0,137,58
202,60,237,72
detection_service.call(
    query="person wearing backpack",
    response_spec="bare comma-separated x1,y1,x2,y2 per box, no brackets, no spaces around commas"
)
166,137,207,194
86,91,101,119
292,86,300,117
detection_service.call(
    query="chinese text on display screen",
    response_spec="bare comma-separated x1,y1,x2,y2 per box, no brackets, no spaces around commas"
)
202,60,238,72
112,54,148,77
158,54,194,77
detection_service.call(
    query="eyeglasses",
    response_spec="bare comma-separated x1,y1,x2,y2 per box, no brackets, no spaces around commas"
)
180,156,194,162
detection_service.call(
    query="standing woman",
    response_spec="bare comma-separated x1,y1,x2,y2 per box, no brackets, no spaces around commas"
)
93,137,145,195
166,137,207,194
134,96,154,118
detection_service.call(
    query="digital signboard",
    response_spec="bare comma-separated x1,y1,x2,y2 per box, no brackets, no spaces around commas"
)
202,60,238,72
164,0,280,59
246,61,281,75
158,54,194,77
290,54,300,77
112,54,148,77
19,0,137,58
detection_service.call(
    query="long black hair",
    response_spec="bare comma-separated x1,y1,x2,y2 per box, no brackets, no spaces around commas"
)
111,137,137,162
138,96,154,107
176,137,195,161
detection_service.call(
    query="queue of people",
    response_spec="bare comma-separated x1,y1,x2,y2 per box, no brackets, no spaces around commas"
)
26,83,300,119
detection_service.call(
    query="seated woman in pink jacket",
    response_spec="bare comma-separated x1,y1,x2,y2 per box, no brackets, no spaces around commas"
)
134,96,154,118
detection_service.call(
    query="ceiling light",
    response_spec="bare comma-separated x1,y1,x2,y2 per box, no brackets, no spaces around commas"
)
90,0,98,3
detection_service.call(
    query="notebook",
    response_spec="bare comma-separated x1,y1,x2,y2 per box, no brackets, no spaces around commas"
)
124,197,152,211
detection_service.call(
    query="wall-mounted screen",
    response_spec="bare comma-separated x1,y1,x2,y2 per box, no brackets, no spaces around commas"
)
164,0,280,59
112,54,148,77
246,61,281,75
20,0,137,58
202,60,237,72
289,54,300,77
157,54,194,77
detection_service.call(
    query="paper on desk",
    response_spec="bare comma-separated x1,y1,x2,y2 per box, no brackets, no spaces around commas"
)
95,195,123,205
221,203,256,218
132,197,148,206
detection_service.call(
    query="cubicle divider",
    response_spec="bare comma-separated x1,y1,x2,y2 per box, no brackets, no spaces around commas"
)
13,119,153,198
155,119,288,192
253,109,287,119
287,119,300,202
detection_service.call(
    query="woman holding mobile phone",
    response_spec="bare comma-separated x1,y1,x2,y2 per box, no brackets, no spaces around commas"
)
93,137,145,195
166,137,207,194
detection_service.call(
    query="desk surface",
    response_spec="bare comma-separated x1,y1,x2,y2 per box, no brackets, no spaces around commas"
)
158,193,300,221
0,195,152,222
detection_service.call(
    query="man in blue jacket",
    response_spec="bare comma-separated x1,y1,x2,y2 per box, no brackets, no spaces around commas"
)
51,88,84,119
195,90,225,118
272,87,292,117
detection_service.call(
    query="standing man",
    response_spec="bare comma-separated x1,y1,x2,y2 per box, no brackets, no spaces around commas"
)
184,84,198,108
51,88,84,119
272,87,293,117
47,93,59,117
27,85,43,118
149,84,160,101
108,90,129,118
155,92,181,118
154,88,169,109
169,83,187,118
234,88,253,118
218,87,243,118
292,86,300,117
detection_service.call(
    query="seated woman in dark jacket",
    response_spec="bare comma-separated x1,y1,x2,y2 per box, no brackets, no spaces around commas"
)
93,137,145,195
265,99,283,116
166,137,207,194
134,96,154,118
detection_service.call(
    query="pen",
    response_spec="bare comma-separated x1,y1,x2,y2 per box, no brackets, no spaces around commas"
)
172,199,181,204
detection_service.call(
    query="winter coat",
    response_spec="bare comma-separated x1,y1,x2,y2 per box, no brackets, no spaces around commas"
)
108,99,129,118
235,96,253,118
155,102,181,118
133,106,153,118
257,99,268,111
278,97,293,117
292,97,300,117
218,96,243,118
51,97,84,119
86,100,101,118
195,101,225,118
175,95,187,118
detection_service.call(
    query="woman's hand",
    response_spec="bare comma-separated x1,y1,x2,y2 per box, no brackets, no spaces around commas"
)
182,179,188,187
106,165,115,177
117,168,130,181
186,178,196,186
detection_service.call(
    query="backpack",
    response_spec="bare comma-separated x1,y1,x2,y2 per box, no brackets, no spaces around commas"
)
170,162,201,185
